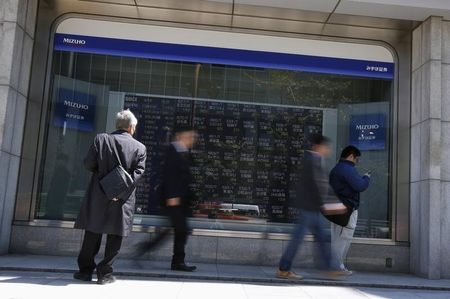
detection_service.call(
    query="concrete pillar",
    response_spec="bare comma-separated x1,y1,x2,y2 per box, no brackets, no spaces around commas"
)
0,0,38,254
441,19,450,280
411,16,450,279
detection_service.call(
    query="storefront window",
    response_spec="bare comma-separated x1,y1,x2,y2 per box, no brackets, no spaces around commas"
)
36,30,393,239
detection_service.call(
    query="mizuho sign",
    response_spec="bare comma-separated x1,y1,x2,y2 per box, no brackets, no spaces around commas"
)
64,100,89,110
63,38,86,45
54,88,96,132
349,113,386,151
355,124,380,130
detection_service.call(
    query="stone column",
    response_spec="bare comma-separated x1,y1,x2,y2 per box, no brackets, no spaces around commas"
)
442,19,450,280
411,16,450,279
0,0,38,253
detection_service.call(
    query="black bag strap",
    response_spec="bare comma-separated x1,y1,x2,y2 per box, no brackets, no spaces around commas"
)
108,134,123,167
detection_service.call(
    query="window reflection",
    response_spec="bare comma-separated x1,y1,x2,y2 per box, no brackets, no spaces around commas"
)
37,52,392,239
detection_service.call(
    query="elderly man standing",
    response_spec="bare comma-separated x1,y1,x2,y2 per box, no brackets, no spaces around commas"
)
74,109,146,285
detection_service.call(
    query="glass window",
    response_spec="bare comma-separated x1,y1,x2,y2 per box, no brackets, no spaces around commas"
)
36,39,393,239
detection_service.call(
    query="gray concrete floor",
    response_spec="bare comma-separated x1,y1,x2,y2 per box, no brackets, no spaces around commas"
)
1,253,450,299
1,271,450,299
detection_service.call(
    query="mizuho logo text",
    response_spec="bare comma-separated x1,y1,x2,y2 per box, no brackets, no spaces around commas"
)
356,124,379,130
64,100,89,110
63,38,86,45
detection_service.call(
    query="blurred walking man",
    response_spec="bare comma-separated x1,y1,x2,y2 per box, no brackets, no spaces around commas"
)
74,109,146,284
162,126,198,272
329,146,370,275
277,134,338,280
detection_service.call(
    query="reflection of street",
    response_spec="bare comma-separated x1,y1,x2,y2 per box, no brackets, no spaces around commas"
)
43,153,71,220
40,191,85,220
192,202,262,222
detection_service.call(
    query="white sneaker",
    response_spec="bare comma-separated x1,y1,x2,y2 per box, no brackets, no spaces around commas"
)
341,268,353,276
338,264,353,275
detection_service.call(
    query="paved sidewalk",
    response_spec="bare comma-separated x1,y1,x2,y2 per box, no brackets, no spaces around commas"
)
0,254,450,291
1,271,450,299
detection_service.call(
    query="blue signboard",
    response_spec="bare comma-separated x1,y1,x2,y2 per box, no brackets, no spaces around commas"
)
349,113,386,151
53,88,96,132
53,33,395,80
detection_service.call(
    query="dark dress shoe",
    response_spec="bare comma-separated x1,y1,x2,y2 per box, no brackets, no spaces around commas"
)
73,272,92,282
97,275,116,285
171,263,197,272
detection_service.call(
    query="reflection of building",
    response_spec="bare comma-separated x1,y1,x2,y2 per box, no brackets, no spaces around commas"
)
1,0,450,279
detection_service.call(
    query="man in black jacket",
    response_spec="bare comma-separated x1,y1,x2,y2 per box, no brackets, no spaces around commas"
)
74,109,146,284
162,126,198,272
277,134,337,280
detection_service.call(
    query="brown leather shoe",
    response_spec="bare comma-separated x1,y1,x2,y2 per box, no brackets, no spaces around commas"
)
276,270,303,280
320,270,346,281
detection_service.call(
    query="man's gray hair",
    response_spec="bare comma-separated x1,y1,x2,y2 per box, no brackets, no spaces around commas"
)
115,109,138,130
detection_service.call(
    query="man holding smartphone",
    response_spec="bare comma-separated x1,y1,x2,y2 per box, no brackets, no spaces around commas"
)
329,145,370,275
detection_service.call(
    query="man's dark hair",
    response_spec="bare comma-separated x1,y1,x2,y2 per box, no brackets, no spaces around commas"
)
340,145,361,159
308,134,331,146
173,125,196,134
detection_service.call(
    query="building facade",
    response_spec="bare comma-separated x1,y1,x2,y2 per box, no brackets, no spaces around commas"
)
0,0,449,279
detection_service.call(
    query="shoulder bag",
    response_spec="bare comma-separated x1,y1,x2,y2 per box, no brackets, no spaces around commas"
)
99,135,134,201
324,204,353,227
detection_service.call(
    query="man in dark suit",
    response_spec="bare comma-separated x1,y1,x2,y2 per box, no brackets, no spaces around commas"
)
74,109,146,285
277,134,339,280
162,126,198,272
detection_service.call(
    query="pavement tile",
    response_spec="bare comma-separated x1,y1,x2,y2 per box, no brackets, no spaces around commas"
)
358,288,425,299
1,272,450,299
116,259,169,274
302,285,371,298
413,291,450,299
0,271,66,285
243,284,311,298
177,281,246,299
1,254,450,292
246,296,311,299
217,264,272,279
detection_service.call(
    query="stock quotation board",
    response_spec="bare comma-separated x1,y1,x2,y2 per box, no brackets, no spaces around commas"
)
124,95,323,223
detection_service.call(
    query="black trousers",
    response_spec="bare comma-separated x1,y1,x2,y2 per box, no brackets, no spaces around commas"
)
77,230,123,277
167,206,189,265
